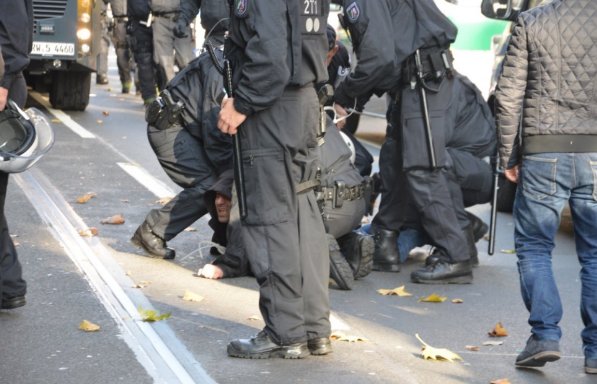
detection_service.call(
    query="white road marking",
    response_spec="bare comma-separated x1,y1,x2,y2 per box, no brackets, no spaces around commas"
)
117,162,175,198
29,92,96,139
15,168,215,384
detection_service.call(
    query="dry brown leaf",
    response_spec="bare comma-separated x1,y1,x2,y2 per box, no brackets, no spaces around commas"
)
247,315,261,321
100,214,125,225
79,227,99,237
419,293,447,303
377,285,412,297
488,322,508,337
155,197,173,205
490,379,511,384
96,119,103,124
500,249,516,254
451,298,464,304
102,111,110,116
183,227,197,232
79,320,100,332
182,290,204,302
330,331,368,342
76,192,96,204
51,118,61,123
415,334,462,362
483,340,504,346
465,345,480,351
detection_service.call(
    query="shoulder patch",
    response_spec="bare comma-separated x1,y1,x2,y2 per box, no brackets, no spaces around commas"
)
234,0,249,18
345,2,360,24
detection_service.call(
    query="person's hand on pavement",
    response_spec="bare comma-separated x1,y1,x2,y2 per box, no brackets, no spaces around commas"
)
197,264,224,279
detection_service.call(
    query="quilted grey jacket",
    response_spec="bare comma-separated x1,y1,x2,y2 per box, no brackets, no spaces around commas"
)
495,0,597,169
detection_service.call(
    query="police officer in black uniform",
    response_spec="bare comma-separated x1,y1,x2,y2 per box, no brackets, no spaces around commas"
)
105,0,135,93
0,0,32,310
218,0,332,359
332,0,475,284
127,0,160,104
132,1,232,259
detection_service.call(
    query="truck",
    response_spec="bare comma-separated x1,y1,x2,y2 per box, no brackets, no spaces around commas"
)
26,0,103,111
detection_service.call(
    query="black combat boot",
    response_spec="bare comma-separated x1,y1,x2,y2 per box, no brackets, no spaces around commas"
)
308,337,333,356
411,253,472,284
371,225,400,272
131,222,175,259
1,295,26,310
227,331,310,359
466,212,489,243
337,231,374,279
328,235,354,290
465,225,479,267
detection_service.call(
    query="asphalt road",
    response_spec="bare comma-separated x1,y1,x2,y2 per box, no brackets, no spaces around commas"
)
0,62,592,384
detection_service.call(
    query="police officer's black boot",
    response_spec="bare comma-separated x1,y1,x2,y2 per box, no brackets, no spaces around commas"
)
466,225,479,267
411,252,473,284
466,212,489,243
328,234,354,290
371,225,400,272
227,330,310,359
131,222,175,260
337,231,374,279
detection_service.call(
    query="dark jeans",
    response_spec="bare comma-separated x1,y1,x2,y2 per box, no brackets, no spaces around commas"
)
514,152,597,359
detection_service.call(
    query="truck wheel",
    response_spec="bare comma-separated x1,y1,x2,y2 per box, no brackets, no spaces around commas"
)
50,71,91,111
496,174,517,213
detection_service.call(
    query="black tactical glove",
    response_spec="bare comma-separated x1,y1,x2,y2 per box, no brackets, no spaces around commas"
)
173,18,189,38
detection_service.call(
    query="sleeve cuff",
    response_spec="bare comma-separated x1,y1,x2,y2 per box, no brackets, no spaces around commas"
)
234,98,255,117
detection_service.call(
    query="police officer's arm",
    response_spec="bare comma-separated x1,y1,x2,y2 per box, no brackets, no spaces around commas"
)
494,16,528,182
218,0,290,135
203,64,233,174
333,0,395,110
178,0,201,26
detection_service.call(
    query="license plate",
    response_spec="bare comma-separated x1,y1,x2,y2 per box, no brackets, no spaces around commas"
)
31,42,75,57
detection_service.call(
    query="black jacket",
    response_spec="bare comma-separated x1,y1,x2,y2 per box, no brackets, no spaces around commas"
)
0,0,33,90
225,0,329,116
495,0,597,169
333,0,456,108
166,44,232,175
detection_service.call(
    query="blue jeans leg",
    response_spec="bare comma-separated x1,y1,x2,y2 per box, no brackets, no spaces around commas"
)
514,154,568,341
570,154,597,358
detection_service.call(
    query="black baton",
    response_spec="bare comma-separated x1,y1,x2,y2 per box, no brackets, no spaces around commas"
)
414,49,437,169
488,156,500,255
223,59,247,220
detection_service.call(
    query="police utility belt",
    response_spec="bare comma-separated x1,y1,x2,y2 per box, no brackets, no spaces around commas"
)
145,89,185,130
315,181,366,208
403,46,454,89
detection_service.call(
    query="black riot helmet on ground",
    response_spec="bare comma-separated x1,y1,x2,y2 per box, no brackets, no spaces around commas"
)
0,100,54,173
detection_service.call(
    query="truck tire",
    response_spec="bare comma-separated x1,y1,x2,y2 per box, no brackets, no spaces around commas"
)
50,71,91,111
496,173,517,213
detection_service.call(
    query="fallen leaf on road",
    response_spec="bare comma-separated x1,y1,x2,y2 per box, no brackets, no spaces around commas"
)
138,307,171,322
465,345,480,351
184,227,197,232
102,111,110,116
415,334,462,362
490,379,511,384
76,192,96,204
451,299,464,304
96,120,103,124
79,320,100,332
377,285,412,296
100,214,125,225
182,290,204,302
482,340,504,346
132,281,151,288
79,227,98,237
51,118,61,123
247,315,261,321
488,322,508,337
419,293,447,303
500,249,516,254
331,331,368,342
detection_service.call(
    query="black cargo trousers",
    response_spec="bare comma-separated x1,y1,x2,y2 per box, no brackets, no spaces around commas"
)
373,73,470,263
144,123,216,241
239,85,330,345
127,19,158,102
